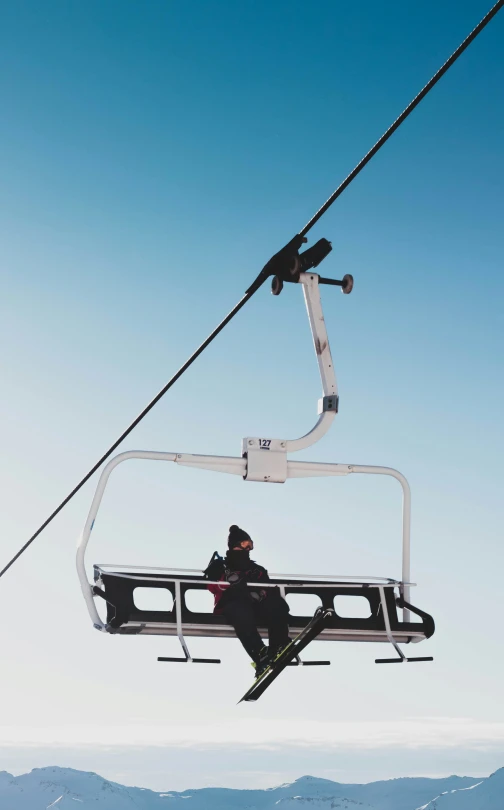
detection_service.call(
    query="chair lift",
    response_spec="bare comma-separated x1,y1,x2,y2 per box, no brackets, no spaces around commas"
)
76,264,434,668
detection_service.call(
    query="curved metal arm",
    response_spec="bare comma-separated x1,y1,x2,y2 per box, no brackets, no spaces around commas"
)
286,411,335,453
287,461,412,618
76,450,245,629
286,273,338,453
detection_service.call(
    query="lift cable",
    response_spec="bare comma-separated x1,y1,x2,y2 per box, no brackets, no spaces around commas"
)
0,289,262,579
1,0,502,580
300,0,504,237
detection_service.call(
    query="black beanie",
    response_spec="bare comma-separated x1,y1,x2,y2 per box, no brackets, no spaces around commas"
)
227,524,252,549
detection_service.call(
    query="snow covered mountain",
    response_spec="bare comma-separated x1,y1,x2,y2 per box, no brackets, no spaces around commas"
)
415,766,504,808
0,766,501,810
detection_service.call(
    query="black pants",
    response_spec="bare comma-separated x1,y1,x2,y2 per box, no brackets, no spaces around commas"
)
222,592,290,661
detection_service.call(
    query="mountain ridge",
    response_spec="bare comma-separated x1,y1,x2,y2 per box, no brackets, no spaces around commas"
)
0,765,500,810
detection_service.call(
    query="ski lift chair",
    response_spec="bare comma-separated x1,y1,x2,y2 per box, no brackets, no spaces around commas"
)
77,271,434,666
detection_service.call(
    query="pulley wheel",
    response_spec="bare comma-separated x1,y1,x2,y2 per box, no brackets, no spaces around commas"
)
288,255,301,283
271,275,283,296
341,273,354,294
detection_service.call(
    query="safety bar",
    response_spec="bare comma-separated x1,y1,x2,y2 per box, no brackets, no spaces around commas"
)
77,453,412,629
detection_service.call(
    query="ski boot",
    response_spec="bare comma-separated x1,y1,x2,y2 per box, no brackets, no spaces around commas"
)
251,646,270,679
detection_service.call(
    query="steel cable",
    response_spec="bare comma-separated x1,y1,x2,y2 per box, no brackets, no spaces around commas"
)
0,286,263,578
300,0,504,236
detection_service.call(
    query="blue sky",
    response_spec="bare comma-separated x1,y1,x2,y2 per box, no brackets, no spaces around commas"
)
0,0,503,792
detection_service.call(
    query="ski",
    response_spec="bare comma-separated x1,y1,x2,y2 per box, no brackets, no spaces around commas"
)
238,607,334,703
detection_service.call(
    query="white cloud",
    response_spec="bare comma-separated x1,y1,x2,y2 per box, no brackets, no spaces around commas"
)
0,718,503,751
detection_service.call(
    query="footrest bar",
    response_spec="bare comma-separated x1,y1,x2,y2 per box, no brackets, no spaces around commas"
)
407,656,433,662
158,657,189,662
375,658,402,663
157,657,221,664
287,660,331,666
192,658,221,663
375,656,434,664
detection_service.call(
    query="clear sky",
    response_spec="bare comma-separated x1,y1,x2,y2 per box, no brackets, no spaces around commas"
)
0,0,503,793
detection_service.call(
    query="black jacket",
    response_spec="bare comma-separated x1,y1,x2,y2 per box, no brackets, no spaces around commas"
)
204,551,270,610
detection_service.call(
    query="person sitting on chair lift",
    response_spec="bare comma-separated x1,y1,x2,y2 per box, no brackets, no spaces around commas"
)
204,525,290,677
